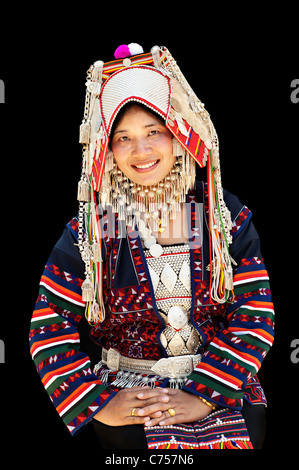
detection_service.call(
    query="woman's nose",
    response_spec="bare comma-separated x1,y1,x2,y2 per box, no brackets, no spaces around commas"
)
132,137,151,156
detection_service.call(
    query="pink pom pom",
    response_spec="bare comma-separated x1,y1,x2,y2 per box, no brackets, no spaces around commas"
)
114,45,131,59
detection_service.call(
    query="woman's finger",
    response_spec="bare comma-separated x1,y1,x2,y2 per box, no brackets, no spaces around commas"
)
144,409,180,427
136,399,170,417
136,388,169,400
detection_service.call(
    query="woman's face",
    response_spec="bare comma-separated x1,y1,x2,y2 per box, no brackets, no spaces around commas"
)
111,104,175,186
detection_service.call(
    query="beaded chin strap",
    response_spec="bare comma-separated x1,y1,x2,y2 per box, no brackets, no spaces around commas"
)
77,44,234,324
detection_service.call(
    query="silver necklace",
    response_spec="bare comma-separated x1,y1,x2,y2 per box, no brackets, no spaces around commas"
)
99,157,195,257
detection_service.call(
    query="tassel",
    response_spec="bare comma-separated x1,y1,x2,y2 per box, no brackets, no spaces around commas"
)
77,179,90,202
105,148,114,172
92,60,104,86
92,242,102,262
91,301,100,323
172,137,183,157
98,367,111,384
151,45,161,68
81,277,94,302
79,122,90,144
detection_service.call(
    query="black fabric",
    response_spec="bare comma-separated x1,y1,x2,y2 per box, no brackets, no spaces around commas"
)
92,420,147,449
241,401,266,449
50,227,85,278
92,402,266,450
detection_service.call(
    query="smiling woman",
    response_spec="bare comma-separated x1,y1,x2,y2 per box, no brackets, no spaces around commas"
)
111,103,176,187
29,43,274,450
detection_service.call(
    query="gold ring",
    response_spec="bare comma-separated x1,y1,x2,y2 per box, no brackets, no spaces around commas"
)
167,408,176,417
131,408,136,417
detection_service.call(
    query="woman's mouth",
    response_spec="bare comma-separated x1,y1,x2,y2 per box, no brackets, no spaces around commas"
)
132,160,159,172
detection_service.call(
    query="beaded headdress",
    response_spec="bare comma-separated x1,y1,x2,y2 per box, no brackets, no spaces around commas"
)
77,43,234,323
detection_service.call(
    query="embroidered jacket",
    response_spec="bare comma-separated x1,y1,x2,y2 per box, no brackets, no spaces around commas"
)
29,182,275,435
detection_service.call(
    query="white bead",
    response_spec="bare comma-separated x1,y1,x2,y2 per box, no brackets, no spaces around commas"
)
144,237,156,249
94,60,104,68
149,243,163,258
123,58,132,67
140,228,151,240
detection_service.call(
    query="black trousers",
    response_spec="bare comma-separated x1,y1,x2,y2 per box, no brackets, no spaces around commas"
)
92,401,266,450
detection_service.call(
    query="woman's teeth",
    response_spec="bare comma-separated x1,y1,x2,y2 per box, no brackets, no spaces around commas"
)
134,160,158,169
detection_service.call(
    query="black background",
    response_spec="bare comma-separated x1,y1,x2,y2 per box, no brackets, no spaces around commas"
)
1,9,298,463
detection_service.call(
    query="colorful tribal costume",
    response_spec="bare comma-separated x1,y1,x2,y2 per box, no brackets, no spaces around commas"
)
29,44,274,449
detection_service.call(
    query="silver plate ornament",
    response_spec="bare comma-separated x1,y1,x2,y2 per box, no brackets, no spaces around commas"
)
168,305,188,329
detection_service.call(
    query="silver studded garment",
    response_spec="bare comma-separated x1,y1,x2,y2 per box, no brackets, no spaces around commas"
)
144,244,201,356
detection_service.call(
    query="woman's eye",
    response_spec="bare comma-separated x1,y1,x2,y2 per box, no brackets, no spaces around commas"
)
149,130,159,136
119,136,129,142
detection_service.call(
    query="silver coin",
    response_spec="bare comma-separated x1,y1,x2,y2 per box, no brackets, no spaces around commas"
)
168,306,188,329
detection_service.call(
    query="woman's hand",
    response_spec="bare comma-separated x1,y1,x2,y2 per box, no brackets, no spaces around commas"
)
139,388,212,427
93,386,170,426
93,386,212,427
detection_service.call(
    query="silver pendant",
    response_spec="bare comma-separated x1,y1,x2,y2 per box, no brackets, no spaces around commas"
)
168,333,185,356
77,179,89,202
161,263,177,293
179,260,191,292
168,306,188,329
186,328,200,354
81,277,94,302
92,242,102,262
79,122,90,144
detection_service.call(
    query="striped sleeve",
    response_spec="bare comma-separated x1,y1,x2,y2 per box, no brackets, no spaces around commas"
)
29,220,116,435
183,204,275,409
